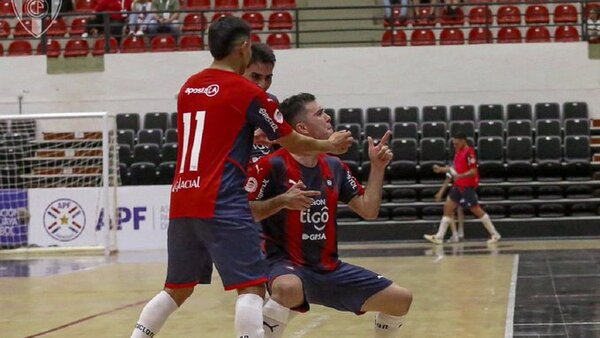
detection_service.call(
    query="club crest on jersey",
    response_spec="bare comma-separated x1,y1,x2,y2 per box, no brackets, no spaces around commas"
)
326,179,333,187
184,84,220,97
274,109,284,124
43,198,86,242
245,177,258,193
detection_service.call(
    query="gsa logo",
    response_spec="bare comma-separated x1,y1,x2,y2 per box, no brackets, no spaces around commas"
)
44,198,86,242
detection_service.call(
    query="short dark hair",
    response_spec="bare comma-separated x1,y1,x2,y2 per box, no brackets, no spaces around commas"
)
208,16,251,60
453,131,468,140
279,93,316,126
249,43,276,66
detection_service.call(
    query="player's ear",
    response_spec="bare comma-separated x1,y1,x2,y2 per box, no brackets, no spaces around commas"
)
295,122,309,136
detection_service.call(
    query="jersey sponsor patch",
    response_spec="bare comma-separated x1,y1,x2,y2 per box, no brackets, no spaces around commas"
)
258,108,278,132
184,84,220,97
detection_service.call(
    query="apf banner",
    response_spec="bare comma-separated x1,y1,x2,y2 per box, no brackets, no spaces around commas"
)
0,189,29,248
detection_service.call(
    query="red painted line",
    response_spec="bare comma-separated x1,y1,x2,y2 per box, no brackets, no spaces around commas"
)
24,299,149,338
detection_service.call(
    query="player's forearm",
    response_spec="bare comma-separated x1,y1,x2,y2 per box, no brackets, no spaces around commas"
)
249,197,287,222
278,132,330,155
352,165,385,220
438,177,451,195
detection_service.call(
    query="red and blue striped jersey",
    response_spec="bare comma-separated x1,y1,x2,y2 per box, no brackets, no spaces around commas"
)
247,149,364,271
170,68,292,220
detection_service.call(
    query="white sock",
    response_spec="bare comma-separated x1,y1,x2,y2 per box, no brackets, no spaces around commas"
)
263,298,297,338
235,294,265,338
374,312,406,338
480,213,499,237
435,216,452,239
131,290,178,338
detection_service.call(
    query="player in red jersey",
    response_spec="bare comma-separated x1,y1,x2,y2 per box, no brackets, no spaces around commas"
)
247,93,412,338
130,17,353,338
424,132,501,245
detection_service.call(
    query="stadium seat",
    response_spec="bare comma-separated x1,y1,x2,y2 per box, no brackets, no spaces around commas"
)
64,39,89,57
160,143,178,162
129,162,157,185
422,105,447,122
498,27,522,43
116,113,141,132
506,136,534,181
336,124,361,141
179,36,204,51
75,0,97,12
165,128,177,143
440,28,464,45
538,204,564,217
338,140,360,169
121,36,146,53
421,122,447,139
384,6,409,27
0,0,15,16
0,20,9,38
410,29,435,46
14,19,32,38
507,120,532,137
243,0,266,9
117,129,135,148
390,188,417,202
338,108,363,125
70,18,89,35
525,5,550,24
137,129,164,146
508,204,536,218
133,144,161,165
242,12,265,30
381,30,408,47
389,139,418,183
565,119,590,136
47,18,67,37
468,27,493,44
157,161,176,184
526,26,551,43
536,120,561,137
251,33,262,42
449,105,475,121
182,14,208,32
268,11,293,30
419,138,447,183
484,205,505,219
569,203,597,216
118,144,133,166
535,136,562,181
507,186,533,200
266,33,291,49
215,0,238,9
151,36,177,52
537,185,563,200
366,107,391,124
337,208,361,221
421,206,443,220
555,26,580,42
449,121,475,139
419,187,439,202
364,123,389,141
271,0,295,9
478,121,504,138
37,40,61,58
145,112,170,131
7,41,32,56
170,112,178,128
497,6,521,25
119,163,130,185
468,6,493,25
9,120,35,138
440,7,464,26
92,37,118,55
477,137,505,182
394,106,419,124
507,103,532,120
563,102,588,119
479,104,503,121
186,0,210,9
393,122,418,139
565,185,593,198
211,12,233,23
0,43,3,56
413,7,436,27
479,186,505,201
534,102,560,120
553,4,577,24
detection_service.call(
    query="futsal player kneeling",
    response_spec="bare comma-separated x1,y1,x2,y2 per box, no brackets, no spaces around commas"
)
247,93,412,338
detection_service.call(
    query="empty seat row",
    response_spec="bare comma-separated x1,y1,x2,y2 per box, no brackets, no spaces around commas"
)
117,128,178,148
117,112,176,132
118,143,177,166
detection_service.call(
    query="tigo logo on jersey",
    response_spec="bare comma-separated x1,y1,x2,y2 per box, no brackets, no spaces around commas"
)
43,198,86,242
245,177,258,193
300,199,329,231
184,84,220,97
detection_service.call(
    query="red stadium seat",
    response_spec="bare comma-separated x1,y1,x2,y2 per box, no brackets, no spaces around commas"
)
186,0,210,9
413,7,436,26
555,25,579,42
553,4,577,24
440,28,464,45
251,33,261,42
468,27,492,44
410,29,435,46
70,18,89,35
381,30,407,46
0,0,15,16
0,20,9,38
92,37,118,55
211,12,233,23
384,6,408,27
182,13,207,32
46,18,67,37
468,6,492,25
525,5,549,24
268,11,293,30
242,12,265,30
266,33,291,49
75,0,97,12
37,39,61,57
151,35,176,52
497,6,521,25
14,19,32,38
179,35,204,51
525,26,550,42
215,0,238,10
440,7,464,26
121,36,146,53
243,0,266,9
271,0,295,9
8,40,32,56
64,39,89,57
0,43,3,56
498,27,522,43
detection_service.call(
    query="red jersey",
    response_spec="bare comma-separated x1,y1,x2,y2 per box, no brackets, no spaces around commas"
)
170,68,293,220
247,149,365,271
453,146,479,188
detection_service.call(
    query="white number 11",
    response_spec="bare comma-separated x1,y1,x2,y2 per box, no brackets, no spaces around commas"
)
179,111,206,173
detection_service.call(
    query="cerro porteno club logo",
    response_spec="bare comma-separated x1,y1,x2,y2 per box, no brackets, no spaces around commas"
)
12,0,62,38
44,198,86,242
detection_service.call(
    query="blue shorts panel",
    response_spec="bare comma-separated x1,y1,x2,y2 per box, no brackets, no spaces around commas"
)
268,260,393,314
448,187,479,209
166,218,268,290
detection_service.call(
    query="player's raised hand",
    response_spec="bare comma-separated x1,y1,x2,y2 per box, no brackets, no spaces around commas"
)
368,131,393,169
282,180,321,211
327,130,354,155
253,128,275,146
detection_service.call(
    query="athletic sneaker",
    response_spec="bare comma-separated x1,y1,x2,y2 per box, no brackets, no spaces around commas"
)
447,235,460,243
424,234,443,245
487,233,501,245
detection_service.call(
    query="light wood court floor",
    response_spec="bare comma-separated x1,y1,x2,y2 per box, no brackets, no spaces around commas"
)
1,239,598,338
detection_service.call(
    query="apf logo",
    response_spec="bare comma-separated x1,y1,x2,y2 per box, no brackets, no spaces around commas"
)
12,0,62,38
43,198,86,242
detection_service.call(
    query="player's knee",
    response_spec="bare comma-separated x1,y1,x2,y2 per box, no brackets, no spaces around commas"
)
389,286,412,316
271,278,304,308
164,287,194,306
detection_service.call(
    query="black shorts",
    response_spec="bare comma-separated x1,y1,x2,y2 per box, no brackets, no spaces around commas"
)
448,187,479,209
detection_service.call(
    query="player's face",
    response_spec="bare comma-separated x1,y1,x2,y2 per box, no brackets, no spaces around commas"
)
244,62,274,91
301,101,333,140
452,138,466,150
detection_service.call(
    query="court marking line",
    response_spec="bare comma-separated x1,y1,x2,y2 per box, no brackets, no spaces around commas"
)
514,322,600,326
505,254,519,338
24,299,150,338
291,314,329,337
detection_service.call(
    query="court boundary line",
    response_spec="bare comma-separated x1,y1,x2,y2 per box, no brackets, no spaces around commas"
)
24,299,149,337
505,254,519,338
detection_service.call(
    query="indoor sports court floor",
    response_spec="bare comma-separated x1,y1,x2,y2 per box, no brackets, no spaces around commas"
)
1,239,599,338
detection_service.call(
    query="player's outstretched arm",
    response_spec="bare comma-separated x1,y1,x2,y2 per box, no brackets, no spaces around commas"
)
348,131,393,220
277,130,353,156
250,181,321,222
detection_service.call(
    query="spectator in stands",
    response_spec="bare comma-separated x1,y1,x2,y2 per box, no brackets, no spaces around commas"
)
444,0,461,18
82,0,126,40
413,0,439,21
587,7,600,42
128,0,153,36
382,0,410,23
147,0,181,37
434,175,465,243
